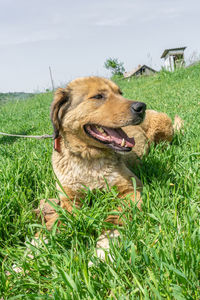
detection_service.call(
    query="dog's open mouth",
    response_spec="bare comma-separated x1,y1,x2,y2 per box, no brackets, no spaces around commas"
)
84,124,135,152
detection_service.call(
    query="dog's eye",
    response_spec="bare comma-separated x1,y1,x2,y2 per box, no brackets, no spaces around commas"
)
91,94,104,100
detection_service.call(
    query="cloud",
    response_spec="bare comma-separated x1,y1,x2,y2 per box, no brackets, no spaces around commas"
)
95,16,130,27
1,0,200,92
140,7,183,23
0,31,62,47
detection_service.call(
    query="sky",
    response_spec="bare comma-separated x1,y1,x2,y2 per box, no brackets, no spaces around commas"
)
0,0,200,92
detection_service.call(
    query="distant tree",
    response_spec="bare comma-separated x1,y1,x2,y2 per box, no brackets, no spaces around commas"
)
104,58,125,76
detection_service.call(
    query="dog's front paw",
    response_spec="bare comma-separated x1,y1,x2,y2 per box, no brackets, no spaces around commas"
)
34,198,60,222
88,230,120,267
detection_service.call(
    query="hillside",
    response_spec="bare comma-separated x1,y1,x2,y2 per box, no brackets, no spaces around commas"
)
0,92,34,104
0,65,200,298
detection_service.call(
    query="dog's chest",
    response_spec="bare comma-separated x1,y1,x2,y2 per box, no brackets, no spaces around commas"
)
53,153,121,191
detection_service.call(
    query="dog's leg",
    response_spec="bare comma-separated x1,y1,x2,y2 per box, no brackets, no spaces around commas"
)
32,195,75,256
140,109,174,144
105,190,142,225
34,199,60,223
106,173,143,226
44,188,82,230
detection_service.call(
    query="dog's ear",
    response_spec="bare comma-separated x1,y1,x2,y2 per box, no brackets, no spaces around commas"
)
50,88,71,139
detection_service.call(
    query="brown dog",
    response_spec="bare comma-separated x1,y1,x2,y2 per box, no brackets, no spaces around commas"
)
40,76,173,230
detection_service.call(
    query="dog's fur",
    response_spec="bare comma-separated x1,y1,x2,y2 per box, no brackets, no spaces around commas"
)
44,76,173,229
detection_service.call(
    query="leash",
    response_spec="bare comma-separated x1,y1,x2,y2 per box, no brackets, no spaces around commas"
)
0,132,53,139
0,132,61,151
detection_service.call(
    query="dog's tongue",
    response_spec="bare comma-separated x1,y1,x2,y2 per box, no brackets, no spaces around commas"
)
103,127,135,147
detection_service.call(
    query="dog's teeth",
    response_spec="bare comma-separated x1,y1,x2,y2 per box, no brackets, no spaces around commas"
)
121,138,125,147
95,125,108,136
98,127,104,133
95,125,103,132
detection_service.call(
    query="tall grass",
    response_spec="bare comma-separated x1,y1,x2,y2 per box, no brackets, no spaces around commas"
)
0,65,200,299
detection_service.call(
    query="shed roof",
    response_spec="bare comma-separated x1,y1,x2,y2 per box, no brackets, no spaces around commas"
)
123,64,157,78
161,47,187,58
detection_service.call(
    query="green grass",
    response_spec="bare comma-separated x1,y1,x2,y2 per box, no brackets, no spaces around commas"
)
0,92,34,105
0,65,200,299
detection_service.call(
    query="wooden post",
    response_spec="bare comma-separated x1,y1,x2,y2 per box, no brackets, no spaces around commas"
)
49,66,55,91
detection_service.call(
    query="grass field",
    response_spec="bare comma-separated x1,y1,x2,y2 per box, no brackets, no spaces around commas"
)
0,65,200,299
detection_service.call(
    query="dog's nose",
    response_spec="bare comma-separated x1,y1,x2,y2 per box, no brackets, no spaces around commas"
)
131,102,146,115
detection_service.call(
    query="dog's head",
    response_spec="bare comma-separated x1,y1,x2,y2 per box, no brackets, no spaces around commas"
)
51,77,146,155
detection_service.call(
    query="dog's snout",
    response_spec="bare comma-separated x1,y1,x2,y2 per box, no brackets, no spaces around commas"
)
131,102,146,115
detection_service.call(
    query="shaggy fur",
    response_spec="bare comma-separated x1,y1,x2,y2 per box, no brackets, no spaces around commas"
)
44,76,173,229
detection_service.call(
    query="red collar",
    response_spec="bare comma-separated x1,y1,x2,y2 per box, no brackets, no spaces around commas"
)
54,136,61,152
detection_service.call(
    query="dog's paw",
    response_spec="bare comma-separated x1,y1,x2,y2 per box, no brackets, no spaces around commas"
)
173,115,184,132
34,198,60,222
88,230,120,267
11,236,48,274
